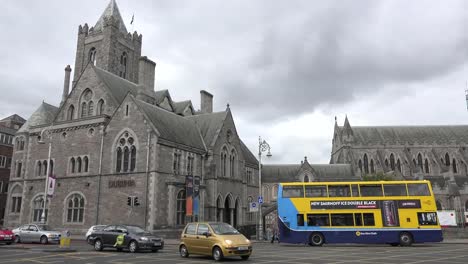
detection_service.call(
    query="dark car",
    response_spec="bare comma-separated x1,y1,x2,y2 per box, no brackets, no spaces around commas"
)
87,225,164,253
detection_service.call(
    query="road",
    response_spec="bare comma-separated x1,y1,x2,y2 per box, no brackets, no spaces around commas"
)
1,240,467,264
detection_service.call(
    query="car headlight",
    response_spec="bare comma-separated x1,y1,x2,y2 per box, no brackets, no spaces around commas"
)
224,239,233,245
245,239,250,243
140,237,149,241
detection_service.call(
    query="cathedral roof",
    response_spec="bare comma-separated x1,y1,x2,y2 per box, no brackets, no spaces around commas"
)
261,164,357,183
0,126,17,136
94,66,139,103
94,0,128,34
173,100,193,115
186,111,228,148
343,125,468,145
135,99,206,151
0,114,26,123
240,140,258,166
17,102,59,133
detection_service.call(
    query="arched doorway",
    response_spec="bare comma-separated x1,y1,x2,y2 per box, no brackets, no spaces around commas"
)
216,196,223,222
224,197,231,224
234,198,240,228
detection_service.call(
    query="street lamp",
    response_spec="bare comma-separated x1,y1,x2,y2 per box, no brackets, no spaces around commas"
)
38,128,52,224
258,136,272,240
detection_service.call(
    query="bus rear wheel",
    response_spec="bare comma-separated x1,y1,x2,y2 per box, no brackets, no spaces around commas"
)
309,232,324,246
399,232,413,247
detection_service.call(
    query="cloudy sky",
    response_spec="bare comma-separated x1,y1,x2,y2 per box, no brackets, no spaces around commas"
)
1,0,467,164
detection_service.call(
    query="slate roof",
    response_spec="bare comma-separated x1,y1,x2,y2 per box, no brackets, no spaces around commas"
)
18,102,59,133
240,140,258,166
0,126,17,135
186,111,227,148
173,100,192,115
93,0,128,34
94,66,139,103
262,164,357,183
345,125,468,145
1,114,26,123
135,99,205,151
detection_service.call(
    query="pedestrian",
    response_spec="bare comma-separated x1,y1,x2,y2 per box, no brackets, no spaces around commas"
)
271,219,279,243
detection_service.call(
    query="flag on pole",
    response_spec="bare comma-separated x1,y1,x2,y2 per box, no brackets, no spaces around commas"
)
130,14,134,25
47,175,56,197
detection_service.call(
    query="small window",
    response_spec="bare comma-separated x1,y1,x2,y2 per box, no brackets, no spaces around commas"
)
185,224,197,235
331,214,354,226
363,213,375,226
305,185,327,197
407,183,430,196
354,213,363,226
197,224,209,235
297,214,304,226
282,186,304,198
383,184,407,196
418,212,438,225
307,214,330,226
328,185,351,197
359,184,383,196
351,184,359,197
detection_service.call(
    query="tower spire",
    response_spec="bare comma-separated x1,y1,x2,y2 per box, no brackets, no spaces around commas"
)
94,0,128,34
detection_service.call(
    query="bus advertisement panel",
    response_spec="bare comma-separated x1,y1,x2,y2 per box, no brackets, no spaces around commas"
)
277,180,443,246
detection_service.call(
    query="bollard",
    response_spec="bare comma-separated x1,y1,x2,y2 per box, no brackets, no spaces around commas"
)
60,230,71,248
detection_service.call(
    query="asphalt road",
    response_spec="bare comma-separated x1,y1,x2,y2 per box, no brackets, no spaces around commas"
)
1,241,467,264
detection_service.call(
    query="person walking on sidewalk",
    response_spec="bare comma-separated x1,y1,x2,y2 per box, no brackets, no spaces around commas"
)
271,218,279,243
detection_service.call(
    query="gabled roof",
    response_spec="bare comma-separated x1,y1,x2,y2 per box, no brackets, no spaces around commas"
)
240,140,258,166
262,164,301,182
134,99,205,151
186,111,227,148
94,66,139,103
173,100,193,115
262,164,357,183
18,102,59,133
0,114,26,123
343,125,468,145
94,0,128,34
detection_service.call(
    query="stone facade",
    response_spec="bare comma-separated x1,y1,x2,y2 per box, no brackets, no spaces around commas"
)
4,0,259,233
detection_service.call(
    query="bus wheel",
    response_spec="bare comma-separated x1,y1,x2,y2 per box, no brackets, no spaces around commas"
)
399,232,413,247
309,233,324,246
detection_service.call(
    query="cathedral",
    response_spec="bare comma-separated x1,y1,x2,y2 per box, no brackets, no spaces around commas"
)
5,0,260,233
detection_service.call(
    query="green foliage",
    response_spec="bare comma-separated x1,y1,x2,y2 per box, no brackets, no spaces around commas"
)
362,171,396,181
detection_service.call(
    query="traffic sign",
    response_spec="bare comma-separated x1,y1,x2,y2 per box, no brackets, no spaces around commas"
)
258,196,263,204
249,202,259,212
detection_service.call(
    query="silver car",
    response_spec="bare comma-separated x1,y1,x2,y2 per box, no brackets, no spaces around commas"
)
13,224,61,244
85,225,106,243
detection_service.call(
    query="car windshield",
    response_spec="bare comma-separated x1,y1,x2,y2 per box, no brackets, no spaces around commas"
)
37,225,50,231
210,223,239,235
126,226,146,234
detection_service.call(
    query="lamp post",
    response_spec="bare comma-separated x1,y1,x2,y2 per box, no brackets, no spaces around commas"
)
258,136,272,240
38,128,52,224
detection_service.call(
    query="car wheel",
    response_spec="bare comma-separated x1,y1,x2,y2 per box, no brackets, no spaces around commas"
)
241,255,250,260
40,236,48,245
309,232,324,246
14,235,21,243
180,245,189,258
129,241,138,253
94,239,103,251
399,232,413,247
212,246,224,261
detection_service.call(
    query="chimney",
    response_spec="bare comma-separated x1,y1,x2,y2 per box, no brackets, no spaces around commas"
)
138,56,156,93
61,65,72,106
200,90,213,113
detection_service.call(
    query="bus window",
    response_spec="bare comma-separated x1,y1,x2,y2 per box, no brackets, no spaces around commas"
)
383,184,408,196
297,214,304,226
407,183,430,196
307,214,330,226
282,186,304,198
359,184,383,197
328,185,351,197
331,214,354,226
305,185,327,197
351,184,359,197
418,212,438,225
354,213,363,226
363,213,375,226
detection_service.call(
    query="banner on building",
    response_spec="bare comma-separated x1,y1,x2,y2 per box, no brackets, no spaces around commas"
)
186,175,193,216
437,210,457,227
47,175,56,197
193,176,200,217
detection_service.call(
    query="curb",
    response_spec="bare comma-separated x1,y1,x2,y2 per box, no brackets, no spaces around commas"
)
35,248,78,253
0,246,31,250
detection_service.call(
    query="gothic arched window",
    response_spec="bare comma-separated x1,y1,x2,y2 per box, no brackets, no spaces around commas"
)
116,132,137,173
81,102,87,118
66,193,85,223
363,154,369,174
119,52,127,78
176,190,186,225
36,161,42,177
424,159,430,173
390,153,395,170
230,150,236,178
83,156,89,172
70,157,76,173
77,157,82,173
88,101,94,116
370,159,375,173
304,175,309,182
67,105,74,120
42,161,47,176
445,153,450,166
97,99,104,115
417,153,423,170
452,158,458,173
358,160,362,172
89,47,97,65
32,195,48,223
397,159,402,172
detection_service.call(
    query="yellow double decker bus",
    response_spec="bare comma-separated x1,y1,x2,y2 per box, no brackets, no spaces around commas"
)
277,180,443,246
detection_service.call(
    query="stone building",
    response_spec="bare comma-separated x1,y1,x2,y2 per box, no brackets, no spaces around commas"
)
0,114,25,225
5,0,259,232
